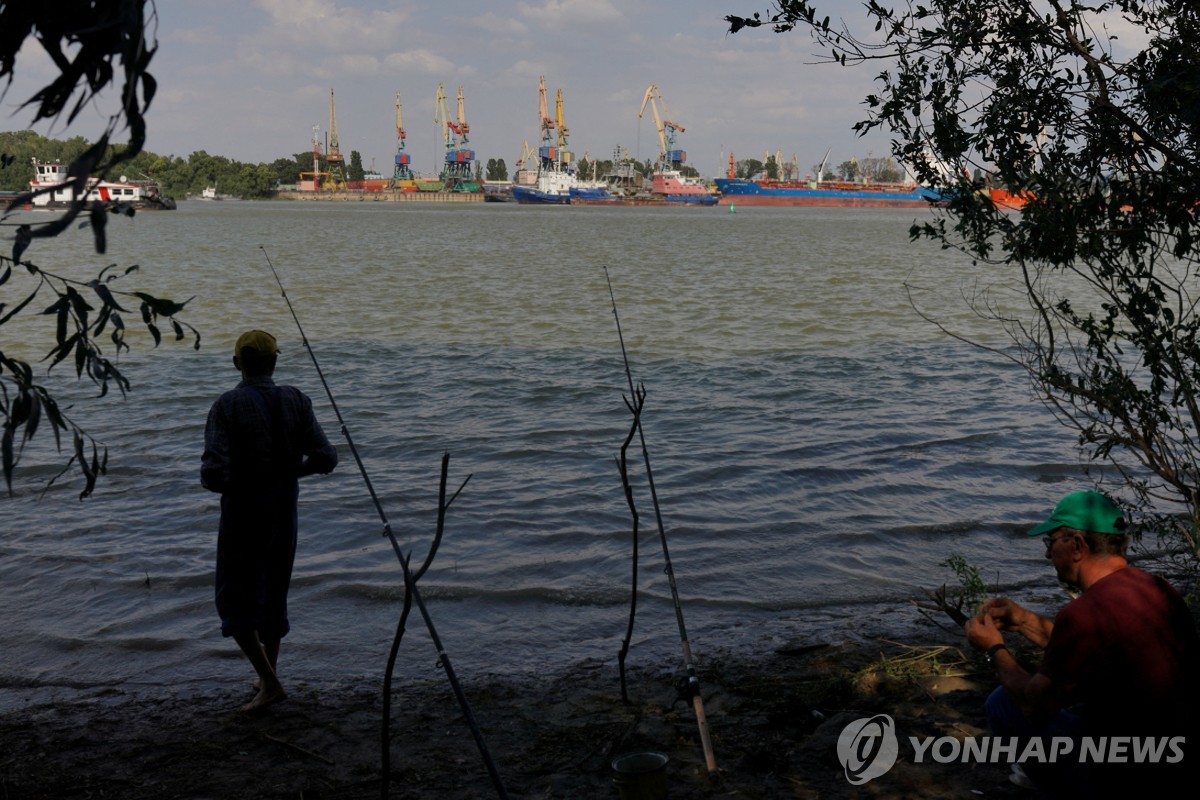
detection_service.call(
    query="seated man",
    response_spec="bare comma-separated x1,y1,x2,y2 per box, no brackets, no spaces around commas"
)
966,490,1200,794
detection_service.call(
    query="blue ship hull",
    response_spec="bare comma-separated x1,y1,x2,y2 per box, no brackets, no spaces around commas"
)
511,185,570,205
714,178,944,207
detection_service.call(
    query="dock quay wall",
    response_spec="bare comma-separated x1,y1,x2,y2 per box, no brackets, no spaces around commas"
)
275,190,483,203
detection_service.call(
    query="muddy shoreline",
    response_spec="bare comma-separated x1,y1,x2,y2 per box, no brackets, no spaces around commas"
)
0,624,1033,799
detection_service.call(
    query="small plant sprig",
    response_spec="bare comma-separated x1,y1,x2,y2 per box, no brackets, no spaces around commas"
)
914,553,992,630
940,554,988,611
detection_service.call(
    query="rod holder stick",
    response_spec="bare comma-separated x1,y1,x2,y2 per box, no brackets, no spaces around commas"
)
259,246,508,799
603,266,718,778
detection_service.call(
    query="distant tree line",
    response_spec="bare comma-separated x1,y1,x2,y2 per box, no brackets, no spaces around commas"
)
0,130,507,198
1,130,296,198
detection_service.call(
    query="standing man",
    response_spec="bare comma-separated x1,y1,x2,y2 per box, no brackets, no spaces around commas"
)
966,490,1200,793
202,330,338,712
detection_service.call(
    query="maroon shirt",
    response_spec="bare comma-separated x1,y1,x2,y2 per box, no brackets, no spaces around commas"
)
1039,566,1200,736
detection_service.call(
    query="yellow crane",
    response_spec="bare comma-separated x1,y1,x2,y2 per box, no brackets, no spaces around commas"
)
555,87,570,157
325,88,347,190
534,76,571,174
638,84,687,171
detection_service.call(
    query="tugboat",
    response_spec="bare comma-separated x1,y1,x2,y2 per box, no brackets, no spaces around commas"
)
511,77,605,204
28,159,176,210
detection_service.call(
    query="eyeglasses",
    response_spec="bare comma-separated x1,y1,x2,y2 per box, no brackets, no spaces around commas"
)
1043,532,1072,552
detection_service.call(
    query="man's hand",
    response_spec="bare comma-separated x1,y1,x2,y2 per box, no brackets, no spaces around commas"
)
966,609,1004,652
979,597,1026,630
978,597,1054,648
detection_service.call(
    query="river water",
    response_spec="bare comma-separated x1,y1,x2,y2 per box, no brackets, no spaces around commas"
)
1,200,1091,708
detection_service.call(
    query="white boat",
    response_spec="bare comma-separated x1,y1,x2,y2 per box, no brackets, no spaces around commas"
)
28,159,176,210
512,168,606,204
200,186,222,201
510,76,608,205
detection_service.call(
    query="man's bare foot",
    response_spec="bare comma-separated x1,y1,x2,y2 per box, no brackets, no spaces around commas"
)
239,683,286,714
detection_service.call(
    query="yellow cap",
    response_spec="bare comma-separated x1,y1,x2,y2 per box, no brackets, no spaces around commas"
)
234,329,278,357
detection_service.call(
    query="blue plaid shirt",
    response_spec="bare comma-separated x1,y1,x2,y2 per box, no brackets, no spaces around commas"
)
201,375,337,493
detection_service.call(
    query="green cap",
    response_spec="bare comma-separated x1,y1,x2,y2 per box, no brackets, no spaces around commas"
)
1027,490,1126,537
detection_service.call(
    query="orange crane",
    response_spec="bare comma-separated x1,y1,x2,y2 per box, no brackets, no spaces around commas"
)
539,75,555,140
638,84,686,171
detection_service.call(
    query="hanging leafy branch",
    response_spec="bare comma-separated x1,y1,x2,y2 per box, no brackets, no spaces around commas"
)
0,2,202,497
1,0,160,251
1,229,198,497
728,1,1200,565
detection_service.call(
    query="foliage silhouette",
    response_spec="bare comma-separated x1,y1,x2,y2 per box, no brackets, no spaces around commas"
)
1,1,197,497
729,1,1200,564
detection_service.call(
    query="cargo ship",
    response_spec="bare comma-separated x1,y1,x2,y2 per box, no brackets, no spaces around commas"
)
714,177,944,208
571,164,717,206
573,160,715,205
570,86,717,206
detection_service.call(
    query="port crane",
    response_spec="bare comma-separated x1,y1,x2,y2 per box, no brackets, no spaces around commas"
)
535,75,571,175
639,84,686,171
393,92,413,181
435,83,475,187
513,138,538,184
298,124,331,189
325,88,347,190
514,138,535,172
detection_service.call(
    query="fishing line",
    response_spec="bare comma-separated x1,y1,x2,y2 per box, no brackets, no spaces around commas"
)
603,265,718,778
258,246,508,799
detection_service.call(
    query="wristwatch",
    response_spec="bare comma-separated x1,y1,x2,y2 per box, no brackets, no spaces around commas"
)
986,643,1008,663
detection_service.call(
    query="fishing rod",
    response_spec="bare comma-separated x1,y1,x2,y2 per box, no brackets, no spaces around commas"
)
603,266,718,778
259,246,508,799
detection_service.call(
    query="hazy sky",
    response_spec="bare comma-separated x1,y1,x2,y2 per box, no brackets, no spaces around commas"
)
4,1,913,179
